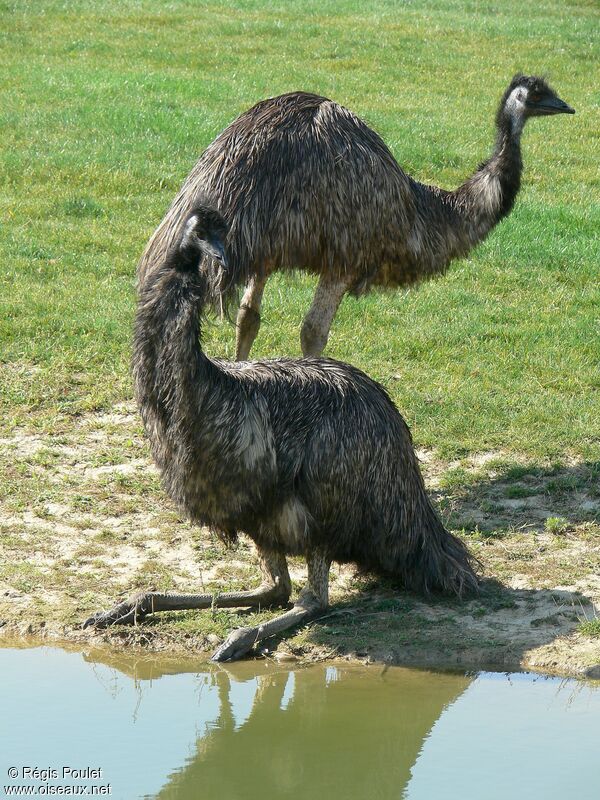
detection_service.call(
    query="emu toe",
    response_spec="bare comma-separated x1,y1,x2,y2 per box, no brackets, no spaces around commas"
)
211,626,259,662
82,593,152,629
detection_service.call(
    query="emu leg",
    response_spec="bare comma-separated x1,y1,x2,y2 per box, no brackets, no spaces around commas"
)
300,273,351,357
235,274,268,361
211,551,331,662
82,550,291,629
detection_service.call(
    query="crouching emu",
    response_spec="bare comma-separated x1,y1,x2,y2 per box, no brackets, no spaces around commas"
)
85,203,478,661
137,75,574,360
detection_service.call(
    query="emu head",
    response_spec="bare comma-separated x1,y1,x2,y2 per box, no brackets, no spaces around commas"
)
180,203,229,270
498,75,575,134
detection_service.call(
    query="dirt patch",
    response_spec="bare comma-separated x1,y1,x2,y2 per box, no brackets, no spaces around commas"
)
1,409,599,677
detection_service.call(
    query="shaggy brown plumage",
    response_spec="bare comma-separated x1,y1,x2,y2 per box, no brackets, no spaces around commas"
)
137,76,573,358
85,203,479,661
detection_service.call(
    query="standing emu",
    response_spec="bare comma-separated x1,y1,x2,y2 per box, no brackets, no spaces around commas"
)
138,75,574,360
85,203,479,661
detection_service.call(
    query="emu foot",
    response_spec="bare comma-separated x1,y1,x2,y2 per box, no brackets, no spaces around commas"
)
82,592,155,629
211,626,259,662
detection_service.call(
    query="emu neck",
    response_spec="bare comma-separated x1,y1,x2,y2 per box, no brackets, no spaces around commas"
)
450,112,523,249
133,267,214,444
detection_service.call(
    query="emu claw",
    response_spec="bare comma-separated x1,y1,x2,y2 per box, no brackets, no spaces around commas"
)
82,594,152,630
211,626,259,662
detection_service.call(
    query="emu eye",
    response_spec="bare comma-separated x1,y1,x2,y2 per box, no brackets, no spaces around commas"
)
530,91,541,102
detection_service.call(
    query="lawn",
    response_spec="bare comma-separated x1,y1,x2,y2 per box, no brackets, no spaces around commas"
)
0,0,598,671
1,0,598,457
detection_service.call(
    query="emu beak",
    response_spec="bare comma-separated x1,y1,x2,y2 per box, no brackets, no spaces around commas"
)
528,95,575,115
206,239,228,270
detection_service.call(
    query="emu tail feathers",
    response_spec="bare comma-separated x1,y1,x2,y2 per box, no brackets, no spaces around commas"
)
405,502,480,598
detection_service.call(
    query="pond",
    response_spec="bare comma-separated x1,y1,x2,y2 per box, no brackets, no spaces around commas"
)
0,644,599,799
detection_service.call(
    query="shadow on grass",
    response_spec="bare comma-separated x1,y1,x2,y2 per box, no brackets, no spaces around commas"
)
434,460,600,535
298,577,595,672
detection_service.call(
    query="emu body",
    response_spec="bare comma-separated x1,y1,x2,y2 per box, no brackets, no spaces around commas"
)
86,205,478,660
138,76,574,359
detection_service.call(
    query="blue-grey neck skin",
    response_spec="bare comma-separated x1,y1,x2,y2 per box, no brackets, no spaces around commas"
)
409,88,526,268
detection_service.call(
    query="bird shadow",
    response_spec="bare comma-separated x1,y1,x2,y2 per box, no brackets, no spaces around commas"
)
299,577,596,674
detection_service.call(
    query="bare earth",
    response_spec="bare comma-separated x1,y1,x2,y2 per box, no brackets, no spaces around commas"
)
0,404,599,678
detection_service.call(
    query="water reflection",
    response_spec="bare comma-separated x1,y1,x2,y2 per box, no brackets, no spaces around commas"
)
0,644,599,800
153,660,469,799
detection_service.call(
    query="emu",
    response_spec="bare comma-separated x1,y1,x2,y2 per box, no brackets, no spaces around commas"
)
85,203,479,661
138,75,574,360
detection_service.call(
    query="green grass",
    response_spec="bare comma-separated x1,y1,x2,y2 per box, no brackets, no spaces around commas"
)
578,618,600,638
1,0,599,462
545,516,570,534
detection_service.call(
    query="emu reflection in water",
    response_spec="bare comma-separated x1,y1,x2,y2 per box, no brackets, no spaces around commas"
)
0,644,469,799
152,663,469,799
79,646,470,799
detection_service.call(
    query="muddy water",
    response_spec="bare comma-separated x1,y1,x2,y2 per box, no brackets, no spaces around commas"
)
1,645,599,799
